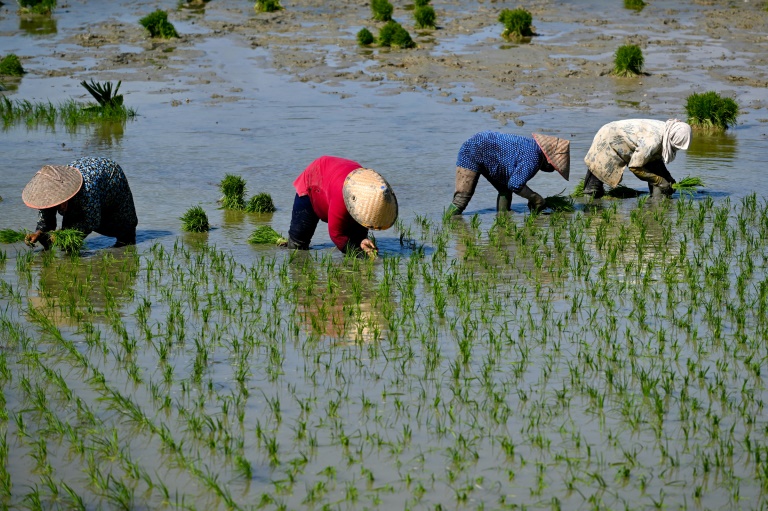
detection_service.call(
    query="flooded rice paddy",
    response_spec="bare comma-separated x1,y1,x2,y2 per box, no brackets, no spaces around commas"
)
2,0,768,509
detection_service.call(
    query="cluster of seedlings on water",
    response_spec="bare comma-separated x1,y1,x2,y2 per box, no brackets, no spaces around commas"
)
254,0,282,13
613,44,644,77
16,0,56,15
139,10,178,39
180,206,210,233
498,8,533,40
0,54,25,77
624,0,646,11
247,225,286,245
218,174,276,214
685,91,739,131
358,0,416,48
413,0,436,30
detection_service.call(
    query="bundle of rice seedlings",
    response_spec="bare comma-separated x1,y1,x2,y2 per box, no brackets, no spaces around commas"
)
570,178,586,197
50,229,85,253
248,226,286,245
357,28,375,46
543,194,575,212
0,228,27,244
414,5,436,29
613,44,644,77
685,91,739,131
255,0,282,12
378,21,416,48
219,174,246,210
139,10,179,39
607,184,644,198
180,206,210,232
246,193,276,214
371,0,393,21
498,8,532,39
672,176,705,196
18,0,56,15
80,79,123,108
0,54,25,77
624,0,645,10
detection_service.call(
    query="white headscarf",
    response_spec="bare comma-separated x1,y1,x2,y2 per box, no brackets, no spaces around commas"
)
662,119,692,163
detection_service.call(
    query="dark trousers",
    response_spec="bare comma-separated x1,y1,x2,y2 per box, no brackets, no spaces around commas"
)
288,194,319,250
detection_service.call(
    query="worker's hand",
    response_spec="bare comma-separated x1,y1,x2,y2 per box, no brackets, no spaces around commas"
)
24,230,42,247
527,192,546,214
360,238,377,258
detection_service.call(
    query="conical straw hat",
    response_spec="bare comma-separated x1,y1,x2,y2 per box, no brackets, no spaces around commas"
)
342,168,398,230
532,133,570,181
22,165,83,209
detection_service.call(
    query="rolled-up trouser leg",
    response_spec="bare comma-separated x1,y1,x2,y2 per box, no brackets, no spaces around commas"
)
451,167,480,213
582,169,605,198
630,161,674,197
287,194,320,250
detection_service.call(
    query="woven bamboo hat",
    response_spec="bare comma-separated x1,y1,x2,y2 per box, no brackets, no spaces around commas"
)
342,168,398,230
532,133,570,181
22,165,83,209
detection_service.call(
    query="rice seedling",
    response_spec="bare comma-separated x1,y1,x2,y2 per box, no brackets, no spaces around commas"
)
0,54,25,76
0,95,136,128
570,178,586,197
139,10,179,39
543,194,576,212
80,79,123,109
414,4,436,29
672,176,705,196
0,228,27,244
685,91,739,131
246,193,276,214
17,0,56,15
248,226,286,245
624,0,645,10
180,206,210,232
378,21,415,49
255,0,282,12
371,0,393,21
49,228,85,253
357,28,375,46
613,44,644,77
498,8,533,39
218,174,247,210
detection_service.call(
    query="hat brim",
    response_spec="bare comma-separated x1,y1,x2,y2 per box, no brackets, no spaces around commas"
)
343,168,398,230
22,165,83,209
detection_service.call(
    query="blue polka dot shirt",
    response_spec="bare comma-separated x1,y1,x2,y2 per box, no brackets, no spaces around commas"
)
456,131,544,193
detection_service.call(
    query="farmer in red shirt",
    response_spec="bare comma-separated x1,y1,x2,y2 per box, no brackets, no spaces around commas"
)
286,156,398,256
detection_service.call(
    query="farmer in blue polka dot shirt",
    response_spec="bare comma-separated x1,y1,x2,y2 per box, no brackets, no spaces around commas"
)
446,131,570,215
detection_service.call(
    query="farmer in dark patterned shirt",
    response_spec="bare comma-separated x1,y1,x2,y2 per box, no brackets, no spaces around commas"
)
446,131,571,216
22,157,138,248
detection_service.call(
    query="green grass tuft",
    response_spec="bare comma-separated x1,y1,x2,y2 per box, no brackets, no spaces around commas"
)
219,174,247,210
248,226,286,245
685,91,739,131
0,54,25,77
378,21,416,48
50,229,85,253
255,0,282,13
0,229,27,244
357,28,375,46
613,44,644,77
498,8,533,39
180,206,210,232
139,10,179,39
414,5,436,29
371,0,393,21
0,96,136,129
246,193,276,214
624,0,646,10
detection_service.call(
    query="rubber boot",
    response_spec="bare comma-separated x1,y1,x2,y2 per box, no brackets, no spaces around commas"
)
582,170,605,199
451,167,480,213
496,191,513,212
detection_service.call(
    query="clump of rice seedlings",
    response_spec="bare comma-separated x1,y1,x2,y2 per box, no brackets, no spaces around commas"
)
0,228,27,244
685,91,739,131
219,174,247,210
246,193,276,214
357,28,375,46
81,79,123,109
18,0,56,15
613,44,644,77
570,178,586,197
624,0,645,10
50,229,85,253
543,194,576,212
0,54,25,76
254,0,282,13
0,96,136,128
139,10,179,39
414,2,436,29
672,176,705,196
371,0,393,21
378,21,416,49
498,8,533,39
248,226,286,245
607,184,644,198
180,206,210,232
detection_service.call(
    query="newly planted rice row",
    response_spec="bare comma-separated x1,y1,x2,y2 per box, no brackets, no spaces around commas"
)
1,194,768,509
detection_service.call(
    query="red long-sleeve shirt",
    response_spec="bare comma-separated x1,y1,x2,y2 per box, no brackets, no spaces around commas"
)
293,156,368,252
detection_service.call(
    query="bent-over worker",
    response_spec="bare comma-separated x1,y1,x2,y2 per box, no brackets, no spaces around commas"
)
446,130,570,215
582,118,692,198
22,157,138,248
285,155,398,256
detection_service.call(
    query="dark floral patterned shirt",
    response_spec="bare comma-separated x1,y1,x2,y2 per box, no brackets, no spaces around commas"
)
36,157,138,239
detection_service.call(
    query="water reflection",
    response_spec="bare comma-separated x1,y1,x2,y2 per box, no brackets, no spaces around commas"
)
19,15,57,36
178,0,209,13
686,131,738,161
87,120,125,148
